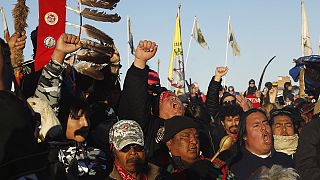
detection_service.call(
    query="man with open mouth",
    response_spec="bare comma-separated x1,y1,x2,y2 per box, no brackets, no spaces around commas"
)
230,108,294,180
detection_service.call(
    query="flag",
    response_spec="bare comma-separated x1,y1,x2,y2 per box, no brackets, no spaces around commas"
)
0,7,10,43
192,17,209,49
228,20,240,56
301,0,312,56
34,0,66,71
168,6,185,91
128,16,134,55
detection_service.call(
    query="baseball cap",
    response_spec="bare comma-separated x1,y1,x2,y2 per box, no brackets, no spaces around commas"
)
109,120,144,150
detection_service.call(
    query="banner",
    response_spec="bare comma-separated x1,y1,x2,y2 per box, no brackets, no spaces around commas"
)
168,6,185,90
192,17,209,49
228,20,240,56
34,0,66,71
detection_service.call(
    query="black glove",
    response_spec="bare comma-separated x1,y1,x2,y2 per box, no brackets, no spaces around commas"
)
187,159,222,179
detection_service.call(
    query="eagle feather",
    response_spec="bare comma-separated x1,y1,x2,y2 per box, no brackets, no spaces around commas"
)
77,49,113,64
82,24,114,44
82,8,121,23
80,0,120,10
80,39,114,55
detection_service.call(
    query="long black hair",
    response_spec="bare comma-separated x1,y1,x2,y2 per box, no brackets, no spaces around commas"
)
237,108,268,147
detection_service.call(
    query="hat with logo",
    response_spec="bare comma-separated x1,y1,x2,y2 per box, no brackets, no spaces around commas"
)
109,120,144,150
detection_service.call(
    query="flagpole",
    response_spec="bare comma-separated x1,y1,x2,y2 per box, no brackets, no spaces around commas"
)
185,16,196,70
127,16,130,69
157,59,160,75
223,16,231,87
301,0,304,56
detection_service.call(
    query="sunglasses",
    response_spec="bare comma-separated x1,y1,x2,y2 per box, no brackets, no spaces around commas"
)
222,100,237,106
120,144,144,153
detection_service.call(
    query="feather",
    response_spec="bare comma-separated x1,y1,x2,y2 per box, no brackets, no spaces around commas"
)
66,22,113,44
73,61,104,80
80,39,115,55
82,24,114,44
80,0,120,10
77,49,113,64
81,8,121,22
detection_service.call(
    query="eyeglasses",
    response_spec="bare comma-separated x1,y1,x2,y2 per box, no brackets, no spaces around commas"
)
120,144,144,153
222,100,237,106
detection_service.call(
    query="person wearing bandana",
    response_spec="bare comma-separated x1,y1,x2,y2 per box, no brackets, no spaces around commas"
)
108,120,169,180
270,109,298,157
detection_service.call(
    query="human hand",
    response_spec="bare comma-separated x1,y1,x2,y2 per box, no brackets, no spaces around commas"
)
134,40,158,69
236,93,250,111
8,31,26,51
214,66,228,82
52,33,81,64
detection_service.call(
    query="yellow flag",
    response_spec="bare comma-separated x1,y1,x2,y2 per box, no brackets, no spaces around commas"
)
168,6,185,90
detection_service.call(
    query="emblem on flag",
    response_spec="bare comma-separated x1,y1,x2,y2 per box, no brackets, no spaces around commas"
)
44,12,58,25
44,36,56,48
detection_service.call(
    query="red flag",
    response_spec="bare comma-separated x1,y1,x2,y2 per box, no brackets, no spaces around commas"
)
34,0,66,71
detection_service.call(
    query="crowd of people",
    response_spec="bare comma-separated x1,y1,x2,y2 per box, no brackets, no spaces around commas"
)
1,27,320,180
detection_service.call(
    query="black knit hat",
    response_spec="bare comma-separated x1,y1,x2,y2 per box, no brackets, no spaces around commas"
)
249,79,255,84
162,116,198,142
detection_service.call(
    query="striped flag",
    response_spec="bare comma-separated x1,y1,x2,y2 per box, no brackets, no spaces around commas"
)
228,20,240,56
168,5,185,92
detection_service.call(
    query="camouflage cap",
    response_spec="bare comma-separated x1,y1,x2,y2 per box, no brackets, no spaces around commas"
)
109,120,144,150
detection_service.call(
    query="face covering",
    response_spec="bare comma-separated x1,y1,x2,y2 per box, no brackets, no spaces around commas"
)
273,134,299,156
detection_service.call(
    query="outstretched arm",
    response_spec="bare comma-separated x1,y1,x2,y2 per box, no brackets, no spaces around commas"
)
206,67,228,117
119,40,158,129
35,33,81,115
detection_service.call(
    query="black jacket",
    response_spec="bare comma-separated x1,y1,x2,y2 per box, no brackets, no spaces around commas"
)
118,64,165,161
230,147,294,180
295,117,320,180
205,76,222,118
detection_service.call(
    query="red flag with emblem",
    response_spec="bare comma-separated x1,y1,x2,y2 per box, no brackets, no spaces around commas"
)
34,0,66,71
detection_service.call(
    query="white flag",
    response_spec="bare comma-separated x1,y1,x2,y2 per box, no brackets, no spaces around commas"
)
192,17,209,49
228,20,240,56
301,0,312,56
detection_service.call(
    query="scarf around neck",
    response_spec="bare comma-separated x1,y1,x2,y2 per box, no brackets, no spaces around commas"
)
273,134,299,156
114,160,147,180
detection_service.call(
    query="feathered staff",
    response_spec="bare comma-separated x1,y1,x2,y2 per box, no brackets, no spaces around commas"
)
12,0,29,80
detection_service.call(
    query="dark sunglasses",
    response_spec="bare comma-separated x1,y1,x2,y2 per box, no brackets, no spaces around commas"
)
222,100,237,106
120,144,144,153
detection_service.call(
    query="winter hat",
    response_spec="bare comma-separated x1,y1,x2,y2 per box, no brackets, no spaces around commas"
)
162,116,198,142
148,69,160,86
265,82,272,90
249,79,255,84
